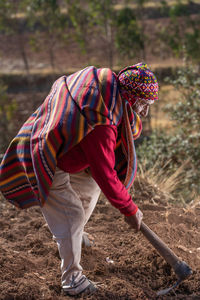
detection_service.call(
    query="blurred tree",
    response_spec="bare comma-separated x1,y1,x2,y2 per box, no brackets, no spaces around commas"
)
0,0,30,73
0,81,17,153
64,0,92,64
115,7,143,59
25,0,68,71
88,0,117,68
133,0,149,60
184,15,200,67
158,0,200,65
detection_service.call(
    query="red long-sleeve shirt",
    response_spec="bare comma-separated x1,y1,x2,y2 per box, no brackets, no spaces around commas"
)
57,125,138,216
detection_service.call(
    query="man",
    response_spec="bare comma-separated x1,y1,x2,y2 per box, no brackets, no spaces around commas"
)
0,63,158,297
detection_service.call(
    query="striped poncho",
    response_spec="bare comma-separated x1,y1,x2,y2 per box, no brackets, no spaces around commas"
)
0,66,142,209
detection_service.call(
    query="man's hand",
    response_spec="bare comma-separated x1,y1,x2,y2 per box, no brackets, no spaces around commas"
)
124,209,143,232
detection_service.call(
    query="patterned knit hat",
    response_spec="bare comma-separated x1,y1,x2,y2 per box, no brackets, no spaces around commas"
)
117,62,158,106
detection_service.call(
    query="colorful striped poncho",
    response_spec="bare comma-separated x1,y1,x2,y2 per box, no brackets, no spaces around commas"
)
0,66,142,209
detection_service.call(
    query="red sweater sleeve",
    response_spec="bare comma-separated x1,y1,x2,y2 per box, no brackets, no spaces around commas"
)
79,125,138,216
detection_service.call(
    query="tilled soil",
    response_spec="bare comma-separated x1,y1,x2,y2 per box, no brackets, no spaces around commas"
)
0,192,200,300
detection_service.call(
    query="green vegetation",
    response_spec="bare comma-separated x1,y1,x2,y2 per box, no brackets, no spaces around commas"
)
25,0,68,71
137,66,200,203
115,7,143,60
158,0,200,64
0,82,17,153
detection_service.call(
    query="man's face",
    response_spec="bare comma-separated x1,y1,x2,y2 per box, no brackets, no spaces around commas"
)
132,99,154,117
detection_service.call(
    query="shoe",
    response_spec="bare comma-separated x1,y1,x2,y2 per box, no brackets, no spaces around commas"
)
63,281,97,298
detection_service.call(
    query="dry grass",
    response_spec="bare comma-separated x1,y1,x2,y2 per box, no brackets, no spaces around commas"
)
132,160,188,205
185,195,200,211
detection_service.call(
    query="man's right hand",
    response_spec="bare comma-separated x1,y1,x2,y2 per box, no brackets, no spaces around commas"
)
124,209,143,232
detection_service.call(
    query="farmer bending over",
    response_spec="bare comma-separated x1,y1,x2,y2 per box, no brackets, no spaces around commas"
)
0,63,158,297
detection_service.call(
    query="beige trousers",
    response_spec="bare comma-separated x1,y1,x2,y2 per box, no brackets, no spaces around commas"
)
41,168,101,294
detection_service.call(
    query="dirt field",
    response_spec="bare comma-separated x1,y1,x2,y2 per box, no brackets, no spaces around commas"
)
0,189,200,300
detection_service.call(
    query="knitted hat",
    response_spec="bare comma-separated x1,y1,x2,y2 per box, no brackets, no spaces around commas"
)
117,62,158,107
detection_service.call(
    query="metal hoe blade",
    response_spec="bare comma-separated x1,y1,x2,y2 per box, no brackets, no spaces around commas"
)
156,261,193,296
156,279,181,296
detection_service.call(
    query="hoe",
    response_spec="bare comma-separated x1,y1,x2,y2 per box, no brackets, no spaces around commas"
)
140,222,193,296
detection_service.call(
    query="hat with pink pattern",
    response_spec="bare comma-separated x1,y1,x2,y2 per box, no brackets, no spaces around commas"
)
117,62,158,107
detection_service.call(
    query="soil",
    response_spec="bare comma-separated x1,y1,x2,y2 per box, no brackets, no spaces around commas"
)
0,191,200,300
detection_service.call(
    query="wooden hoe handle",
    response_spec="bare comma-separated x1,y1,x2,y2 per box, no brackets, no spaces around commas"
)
140,222,179,267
